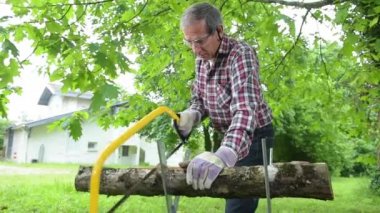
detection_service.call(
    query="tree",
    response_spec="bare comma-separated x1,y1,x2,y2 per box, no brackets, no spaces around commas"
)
0,118,10,153
1,0,379,174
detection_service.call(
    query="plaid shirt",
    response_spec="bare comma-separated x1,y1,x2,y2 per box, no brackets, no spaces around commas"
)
190,36,273,160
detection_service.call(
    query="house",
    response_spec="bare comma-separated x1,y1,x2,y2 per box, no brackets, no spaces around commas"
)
3,83,185,166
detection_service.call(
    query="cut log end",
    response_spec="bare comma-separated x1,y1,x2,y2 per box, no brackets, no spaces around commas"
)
75,162,334,200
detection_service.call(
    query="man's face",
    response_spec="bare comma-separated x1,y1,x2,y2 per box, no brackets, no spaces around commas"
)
183,20,221,60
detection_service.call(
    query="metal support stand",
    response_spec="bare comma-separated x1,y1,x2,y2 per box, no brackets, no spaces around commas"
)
157,142,191,213
157,141,174,213
261,138,272,213
171,149,191,212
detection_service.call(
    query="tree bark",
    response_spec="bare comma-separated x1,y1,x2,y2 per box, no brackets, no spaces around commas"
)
75,162,333,200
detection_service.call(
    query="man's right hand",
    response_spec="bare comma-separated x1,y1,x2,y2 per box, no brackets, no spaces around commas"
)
173,109,201,138
186,146,238,190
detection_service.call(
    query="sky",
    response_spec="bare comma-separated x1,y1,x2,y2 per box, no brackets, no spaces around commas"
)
1,1,341,123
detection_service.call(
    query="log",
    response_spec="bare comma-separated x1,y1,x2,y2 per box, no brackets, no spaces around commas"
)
75,162,333,200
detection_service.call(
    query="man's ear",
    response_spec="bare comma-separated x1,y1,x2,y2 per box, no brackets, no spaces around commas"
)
216,25,224,40
217,25,224,34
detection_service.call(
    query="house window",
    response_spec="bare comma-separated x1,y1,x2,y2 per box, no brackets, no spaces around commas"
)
88,142,98,152
121,145,137,157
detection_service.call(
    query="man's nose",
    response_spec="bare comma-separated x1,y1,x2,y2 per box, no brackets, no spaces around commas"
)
192,44,201,53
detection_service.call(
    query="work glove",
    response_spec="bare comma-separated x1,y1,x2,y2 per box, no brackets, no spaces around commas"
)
186,146,238,190
173,109,201,139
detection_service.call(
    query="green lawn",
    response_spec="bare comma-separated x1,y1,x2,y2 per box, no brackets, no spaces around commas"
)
0,162,379,212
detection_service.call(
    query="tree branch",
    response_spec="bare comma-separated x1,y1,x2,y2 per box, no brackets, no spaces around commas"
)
76,5,88,21
318,37,328,77
2,0,114,9
19,27,49,65
2,0,345,10
122,1,149,24
273,8,311,73
246,0,341,9
58,5,72,21
125,7,171,31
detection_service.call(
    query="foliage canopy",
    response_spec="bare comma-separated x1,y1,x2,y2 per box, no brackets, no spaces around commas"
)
1,0,379,173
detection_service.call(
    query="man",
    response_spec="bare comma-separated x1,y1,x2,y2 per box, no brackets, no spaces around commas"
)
174,2,274,213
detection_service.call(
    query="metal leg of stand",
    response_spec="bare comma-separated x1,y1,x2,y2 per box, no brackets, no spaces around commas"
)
261,138,272,213
157,141,174,213
171,149,191,211
269,147,273,165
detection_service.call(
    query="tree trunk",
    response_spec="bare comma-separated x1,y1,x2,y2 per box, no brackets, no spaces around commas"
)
75,162,333,200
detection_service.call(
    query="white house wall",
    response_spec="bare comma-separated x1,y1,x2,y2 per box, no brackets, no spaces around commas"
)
47,95,63,115
73,97,91,110
62,96,90,113
6,83,187,165
115,131,158,166
28,125,69,163
27,121,117,165
9,117,186,166
111,125,186,166
79,120,118,165
9,128,29,163
45,96,90,117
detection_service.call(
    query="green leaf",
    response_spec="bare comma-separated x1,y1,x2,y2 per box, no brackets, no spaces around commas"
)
90,83,119,111
373,6,380,13
95,52,116,71
75,5,85,20
46,22,62,33
335,4,349,23
342,34,358,56
102,83,119,99
0,26,6,35
68,116,83,141
2,39,19,57
14,27,25,42
369,16,379,28
88,43,100,52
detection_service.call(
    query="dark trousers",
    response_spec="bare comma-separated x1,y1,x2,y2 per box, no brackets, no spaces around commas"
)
225,123,274,213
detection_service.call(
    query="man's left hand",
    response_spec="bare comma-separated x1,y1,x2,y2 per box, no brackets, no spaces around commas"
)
186,146,238,190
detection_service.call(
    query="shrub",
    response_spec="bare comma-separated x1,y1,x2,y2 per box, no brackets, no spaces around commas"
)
370,169,380,195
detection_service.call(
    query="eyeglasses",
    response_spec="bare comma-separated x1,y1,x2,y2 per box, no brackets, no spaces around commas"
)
183,33,212,47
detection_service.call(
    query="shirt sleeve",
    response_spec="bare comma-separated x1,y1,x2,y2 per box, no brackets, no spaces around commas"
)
221,47,261,160
189,60,206,117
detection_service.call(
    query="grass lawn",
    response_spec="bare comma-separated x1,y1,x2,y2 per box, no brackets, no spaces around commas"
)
0,162,379,212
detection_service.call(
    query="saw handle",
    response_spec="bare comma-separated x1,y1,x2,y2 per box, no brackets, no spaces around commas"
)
172,113,192,142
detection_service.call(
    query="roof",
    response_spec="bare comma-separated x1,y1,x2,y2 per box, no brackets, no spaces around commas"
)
38,83,93,105
9,101,129,130
10,111,74,130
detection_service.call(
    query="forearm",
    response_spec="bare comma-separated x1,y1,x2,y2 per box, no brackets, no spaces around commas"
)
221,116,255,160
225,49,260,159
189,90,206,119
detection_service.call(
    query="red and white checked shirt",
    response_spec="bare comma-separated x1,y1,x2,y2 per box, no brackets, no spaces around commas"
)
190,36,273,160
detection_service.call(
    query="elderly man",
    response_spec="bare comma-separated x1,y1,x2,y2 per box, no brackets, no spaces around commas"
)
174,2,274,213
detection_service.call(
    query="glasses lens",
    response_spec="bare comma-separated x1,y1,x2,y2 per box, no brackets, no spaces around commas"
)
184,34,210,47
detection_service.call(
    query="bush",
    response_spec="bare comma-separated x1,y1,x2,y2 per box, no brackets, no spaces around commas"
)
272,107,351,173
339,137,379,177
370,169,380,195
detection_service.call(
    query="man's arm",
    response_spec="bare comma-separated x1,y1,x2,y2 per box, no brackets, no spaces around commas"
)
189,60,206,117
221,46,262,160
174,60,205,139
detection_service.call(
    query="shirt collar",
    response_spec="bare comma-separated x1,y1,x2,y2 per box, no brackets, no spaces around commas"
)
217,36,230,56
